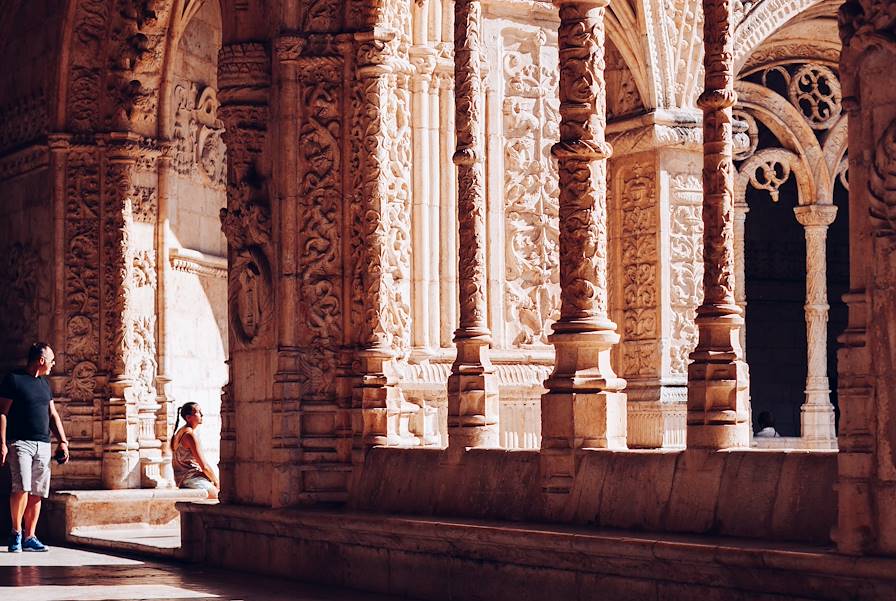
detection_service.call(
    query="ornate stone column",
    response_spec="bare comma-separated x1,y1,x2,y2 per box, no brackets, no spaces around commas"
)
541,0,626,496
102,136,142,489
447,0,499,449
794,204,838,449
351,34,417,455
688,0,750,449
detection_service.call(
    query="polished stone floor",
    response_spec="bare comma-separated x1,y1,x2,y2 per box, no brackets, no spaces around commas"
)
0,545,407,601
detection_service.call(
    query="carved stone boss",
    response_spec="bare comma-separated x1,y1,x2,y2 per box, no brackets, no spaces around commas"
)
447,0,499,449
542,0,627,495
688,0,750,449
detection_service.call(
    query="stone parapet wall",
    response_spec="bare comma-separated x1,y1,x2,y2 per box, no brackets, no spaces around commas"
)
348,447,836,544
180,502,891,601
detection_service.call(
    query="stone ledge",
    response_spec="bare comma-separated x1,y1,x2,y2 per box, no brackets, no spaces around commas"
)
179,505,896,601
42,488,209,547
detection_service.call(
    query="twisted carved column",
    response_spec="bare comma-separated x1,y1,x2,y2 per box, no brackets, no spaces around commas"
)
448,0,499,449
541,0,626,495
794,204,838,449
688,0,750,449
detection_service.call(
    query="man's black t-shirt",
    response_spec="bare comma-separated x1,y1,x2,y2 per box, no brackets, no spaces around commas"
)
0,370,52,443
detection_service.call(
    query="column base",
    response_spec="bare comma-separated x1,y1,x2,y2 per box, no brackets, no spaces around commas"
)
686,357,750,449
447,338,499,449
687,312,751,449
355,351,420,449
541,390,627,451
541,390,627,502
101,449,141,489
801,401,837,450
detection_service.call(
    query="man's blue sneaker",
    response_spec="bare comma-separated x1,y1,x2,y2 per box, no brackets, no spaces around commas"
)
22,536,48,552
8,531,22,553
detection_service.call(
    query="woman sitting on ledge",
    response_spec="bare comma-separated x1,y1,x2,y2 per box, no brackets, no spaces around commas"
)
171,402,219,499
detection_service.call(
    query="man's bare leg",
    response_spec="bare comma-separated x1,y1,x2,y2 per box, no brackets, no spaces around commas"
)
23,495,41,539
9,491,27,533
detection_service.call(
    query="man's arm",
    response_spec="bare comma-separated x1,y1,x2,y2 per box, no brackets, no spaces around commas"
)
0,396,11,466
48,400,69,462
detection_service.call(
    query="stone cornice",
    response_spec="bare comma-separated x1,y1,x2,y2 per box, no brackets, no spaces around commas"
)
169,247,228,279
607,109,703,156
0,143,48,181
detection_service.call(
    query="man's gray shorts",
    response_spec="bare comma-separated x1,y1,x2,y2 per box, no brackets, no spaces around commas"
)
8,440,52,498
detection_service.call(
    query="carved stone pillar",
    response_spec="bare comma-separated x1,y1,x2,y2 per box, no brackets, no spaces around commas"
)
836,1,896,555
447,0,499,450
541,0,626,496
217,42,275,505
102,137,142,489
793,204,838,449
688,0,750,449
351,34,417,456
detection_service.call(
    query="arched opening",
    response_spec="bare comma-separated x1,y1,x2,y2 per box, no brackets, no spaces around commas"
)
744,176,807,436
163,0,227,474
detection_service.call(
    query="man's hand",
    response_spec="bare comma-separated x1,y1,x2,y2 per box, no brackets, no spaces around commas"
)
56,441,70,464
1,444,7,467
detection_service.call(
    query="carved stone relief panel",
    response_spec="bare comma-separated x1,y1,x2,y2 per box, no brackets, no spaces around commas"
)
618,161,659,378
349,39,414,360
500,26,560,347
0,91,48,153
669,172,703,376
64,149,102,405
173,83,227,188
0,242,51,355
296,53,344,396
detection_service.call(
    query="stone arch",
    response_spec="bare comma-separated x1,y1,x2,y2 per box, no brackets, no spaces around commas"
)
733,0,827,68
735,80,829,202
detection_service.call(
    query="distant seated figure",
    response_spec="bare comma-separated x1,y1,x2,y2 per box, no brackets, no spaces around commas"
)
171,402,219,499
754,411,781,438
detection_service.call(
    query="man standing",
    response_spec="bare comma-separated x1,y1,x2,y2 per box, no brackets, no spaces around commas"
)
0,342,69,552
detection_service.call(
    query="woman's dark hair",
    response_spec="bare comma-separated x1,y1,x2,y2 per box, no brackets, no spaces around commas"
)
757,411,775,429
172,402,201,441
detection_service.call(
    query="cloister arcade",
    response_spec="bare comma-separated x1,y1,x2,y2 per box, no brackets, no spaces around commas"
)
1,0,896,599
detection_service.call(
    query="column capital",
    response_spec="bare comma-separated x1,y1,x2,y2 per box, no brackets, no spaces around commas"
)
794,204,837,227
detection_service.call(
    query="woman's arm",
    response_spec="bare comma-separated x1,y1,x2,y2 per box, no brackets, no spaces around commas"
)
182,430,219,486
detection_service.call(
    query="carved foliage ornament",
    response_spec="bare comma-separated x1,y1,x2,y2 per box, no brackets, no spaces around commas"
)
350,40,413,357
870,119,896,236
65,150,101,403
297,58,343,395
502,30,560,346
173,84,227,187
0,243,48,347
669,174,703,375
